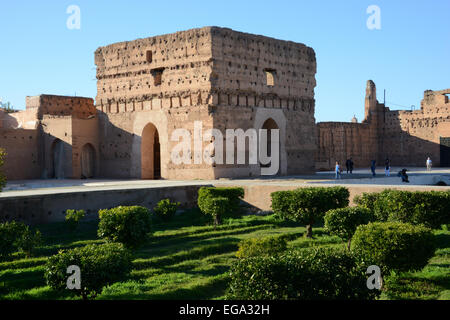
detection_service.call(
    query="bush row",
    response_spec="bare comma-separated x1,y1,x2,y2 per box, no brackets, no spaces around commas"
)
354,189,450,228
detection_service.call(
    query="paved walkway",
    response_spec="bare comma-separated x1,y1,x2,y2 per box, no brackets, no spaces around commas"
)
1,167,449,198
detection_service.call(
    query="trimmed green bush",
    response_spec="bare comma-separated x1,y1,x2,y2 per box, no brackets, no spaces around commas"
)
324,206,375,250
153,198,180,222
198,187,244,217
44,243,132,300
271,186,349,237
236,236,287,259
353,192,384,219
0,221,41,260
354,189,450,228
98,206,151,248
197,187,244,225
199,196,229,226
352,221,435,274
228,247,378,300
65,209,86,231
15,225,42,258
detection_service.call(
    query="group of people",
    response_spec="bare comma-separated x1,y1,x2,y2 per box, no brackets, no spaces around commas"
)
334,156,434,182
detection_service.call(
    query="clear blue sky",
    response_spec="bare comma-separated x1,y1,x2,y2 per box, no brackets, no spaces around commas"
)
1,0,449,122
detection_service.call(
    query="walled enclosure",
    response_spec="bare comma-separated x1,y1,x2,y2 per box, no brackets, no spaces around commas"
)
0,95,98,180
316,81,450,170
94,26,317,180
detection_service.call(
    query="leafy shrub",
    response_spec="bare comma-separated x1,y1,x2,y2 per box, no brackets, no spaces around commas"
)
0,221,41,260
197,187,244,225
354,189,450,228
15,226,42,258
0,148,6,192
153,198,180,222
198,187,244,218
45,243,132,300
324,206,375,249
98,206,151,248
271,187,349,237
65,209,86,231
228,247,378,300
236,236,287,259
352,221,435,274
199,196,229,226
353,192,384,219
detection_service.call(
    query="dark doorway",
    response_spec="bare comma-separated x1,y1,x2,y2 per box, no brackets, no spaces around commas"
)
440,137,450,167
81,143,96,178
260,118,281,175
141,123,161,179
51,139,64,179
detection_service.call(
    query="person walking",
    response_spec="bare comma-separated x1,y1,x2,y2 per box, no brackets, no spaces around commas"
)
370,160,376,177
385,158,390,176
426,157,432,171
335,161,342,179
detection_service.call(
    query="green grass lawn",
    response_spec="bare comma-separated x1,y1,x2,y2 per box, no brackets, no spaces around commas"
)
0,210,448,300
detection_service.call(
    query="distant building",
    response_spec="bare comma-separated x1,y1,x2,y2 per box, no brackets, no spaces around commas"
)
316,80,450,170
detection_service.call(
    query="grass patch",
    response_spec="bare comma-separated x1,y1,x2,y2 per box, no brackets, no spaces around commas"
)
0,213,448,300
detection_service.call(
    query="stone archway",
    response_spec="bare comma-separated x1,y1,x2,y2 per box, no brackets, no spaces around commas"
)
141,123,161,179
261,118,281,175
81,143,96,178
51,139,65,179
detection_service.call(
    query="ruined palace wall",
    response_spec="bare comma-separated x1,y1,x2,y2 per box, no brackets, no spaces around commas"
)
209,28,317,176
316,122,373,170
1,108,39,130
95,27,218,179
94,27,214,111
383,105,450,167
71,118,99,178
41,116,73,178
0,128,40,180
32,95,96,119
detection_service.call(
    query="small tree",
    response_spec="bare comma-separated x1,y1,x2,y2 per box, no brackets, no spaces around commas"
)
197,187,244,226
153,199,180,222
65,209,86,232
200,196,229,227
0,148,6,192
0,221,42,260
324,207,375,250
98,206,152,248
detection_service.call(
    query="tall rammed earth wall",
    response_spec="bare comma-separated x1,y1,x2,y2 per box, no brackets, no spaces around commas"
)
94,26,317,179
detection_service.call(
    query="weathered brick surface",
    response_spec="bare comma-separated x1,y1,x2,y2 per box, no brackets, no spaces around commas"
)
94,26,317,179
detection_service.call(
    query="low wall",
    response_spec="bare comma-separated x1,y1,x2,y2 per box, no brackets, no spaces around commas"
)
0,182,449,225
0,184,210,225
